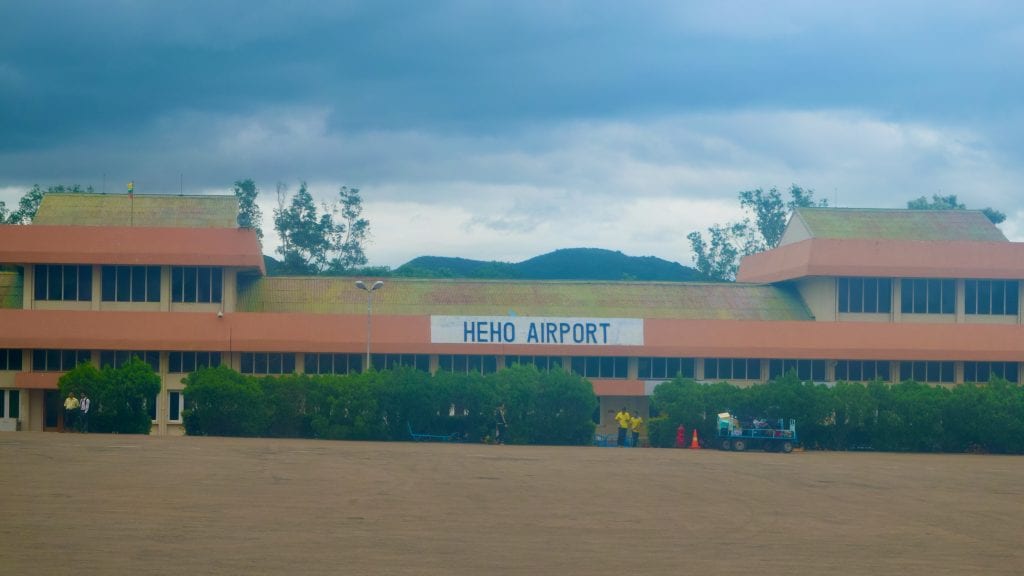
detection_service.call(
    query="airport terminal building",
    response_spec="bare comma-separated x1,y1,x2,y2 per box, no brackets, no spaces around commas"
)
1,194,1023,436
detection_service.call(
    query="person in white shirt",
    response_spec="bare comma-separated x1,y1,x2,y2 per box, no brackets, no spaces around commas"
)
79,394,91,433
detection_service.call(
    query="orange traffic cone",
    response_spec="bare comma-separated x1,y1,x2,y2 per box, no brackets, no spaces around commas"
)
689,429,701,449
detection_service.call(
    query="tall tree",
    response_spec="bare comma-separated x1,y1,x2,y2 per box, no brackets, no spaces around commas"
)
233,179,264,241
907,194,1005,224
328,186,370,272
688,185,826,281
273,182,372,275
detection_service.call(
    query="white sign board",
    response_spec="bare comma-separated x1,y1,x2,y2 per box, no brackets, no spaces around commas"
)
431,316,644,346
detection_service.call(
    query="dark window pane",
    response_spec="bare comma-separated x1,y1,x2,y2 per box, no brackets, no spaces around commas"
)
62,265,76,300
129,267,145,301
977,280,991,314
113,266,128,301
169,392,181,421
33,350,45,371
48,265,62,300
849,278,863,313
900,280,913,313
838,278,850,312
241,353,253,374
899,362,911,382
283,354,295,374
925,280,940,313
350,354,362,373
78,266,91,301
198,268,211,303
863,278,878,313
169,352,182,373
637,358,651,379
878,279,892,313
1007,281,1020,315
183,268,197,303
9,390,19,418
304,353,317,374
878,362,890,381
269,353,281,374
704,359,718,379
34,266,47,300
148,395,157,421
769,359,782,380
992,281,1006,315
171,268,183,302
941,362,954,383
101,266,116,301
100,351,114,368
147,267,161,302
941,280,955,314
965,280,977,314
212,268,223,303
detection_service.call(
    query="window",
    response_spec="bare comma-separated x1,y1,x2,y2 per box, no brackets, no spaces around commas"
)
837,277,892,313
768,359,826,381
570,356,628,379
703,358,762,380
240,352,296,375
303,353,362,375
32,350,91,372
900,279,954,314
370,354,429,372
504,355,563,372
0,349,22,371
898,361,955,383
964,362,1019,383
168,352,221,373
171,267,223,303
638,357,695,380
168,391,183,422
101,265,160,302
0,390,20,419
438,355,499,374
99,351,160,372
835,360,891,382
965,280,1019,316
34,264,92,301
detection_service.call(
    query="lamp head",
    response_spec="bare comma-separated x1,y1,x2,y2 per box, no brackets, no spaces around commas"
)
354,280,367,291
371,280,384,291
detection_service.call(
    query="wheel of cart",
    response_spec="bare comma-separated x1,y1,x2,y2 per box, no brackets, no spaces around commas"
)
732,439,747,452
780,441,793,453
719,439,731,451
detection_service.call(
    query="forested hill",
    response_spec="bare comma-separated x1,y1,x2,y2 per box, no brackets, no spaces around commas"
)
393,248,707,281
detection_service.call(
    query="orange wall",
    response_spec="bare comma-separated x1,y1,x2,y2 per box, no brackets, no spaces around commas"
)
2,309,1023,361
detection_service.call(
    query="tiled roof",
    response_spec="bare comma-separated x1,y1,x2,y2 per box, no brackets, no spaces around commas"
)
0,271,23,309
33,193,239,228
793,208,1006,242
237,278,813,321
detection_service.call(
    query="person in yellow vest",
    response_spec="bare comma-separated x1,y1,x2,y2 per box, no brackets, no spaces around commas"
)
630,412,644,448
614,408,631,447
63,393,79,432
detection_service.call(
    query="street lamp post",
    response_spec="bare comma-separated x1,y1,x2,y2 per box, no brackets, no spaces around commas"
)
354,280,384,371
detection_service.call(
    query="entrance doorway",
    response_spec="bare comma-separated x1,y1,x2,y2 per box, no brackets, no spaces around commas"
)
44,389,62,430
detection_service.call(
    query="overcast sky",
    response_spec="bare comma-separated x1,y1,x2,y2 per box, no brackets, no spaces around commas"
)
3,1,1024,267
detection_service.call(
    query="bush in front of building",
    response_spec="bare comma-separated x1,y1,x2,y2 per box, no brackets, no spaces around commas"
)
180,364,597,445
58,357,161,434
651,373,1024,454
183,365,267,437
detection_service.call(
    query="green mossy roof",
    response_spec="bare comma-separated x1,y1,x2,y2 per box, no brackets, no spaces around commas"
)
794,208,1006,242
0,270,23,309
237,278,813,321
33,193,239,228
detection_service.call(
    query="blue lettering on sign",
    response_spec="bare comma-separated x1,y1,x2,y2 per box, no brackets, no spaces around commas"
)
518,321,614,344
463,321,516,343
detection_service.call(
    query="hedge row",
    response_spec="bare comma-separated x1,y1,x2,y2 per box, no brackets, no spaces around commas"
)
182,365,597,445
649,373,1024,454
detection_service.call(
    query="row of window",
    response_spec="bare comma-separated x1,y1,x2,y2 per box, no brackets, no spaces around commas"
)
144,391,184,422
5,350,1020,384
838,278,1020,316
33,265,222,304
0,389,20,419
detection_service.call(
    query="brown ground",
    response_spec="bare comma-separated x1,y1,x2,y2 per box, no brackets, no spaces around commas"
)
1,433,1021,576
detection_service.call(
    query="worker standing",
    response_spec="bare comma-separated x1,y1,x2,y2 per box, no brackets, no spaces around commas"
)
630,412,644,448
614,408,631,447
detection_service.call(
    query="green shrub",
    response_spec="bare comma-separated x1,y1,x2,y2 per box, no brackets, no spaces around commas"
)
59,357,160,434
183,366,266,436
